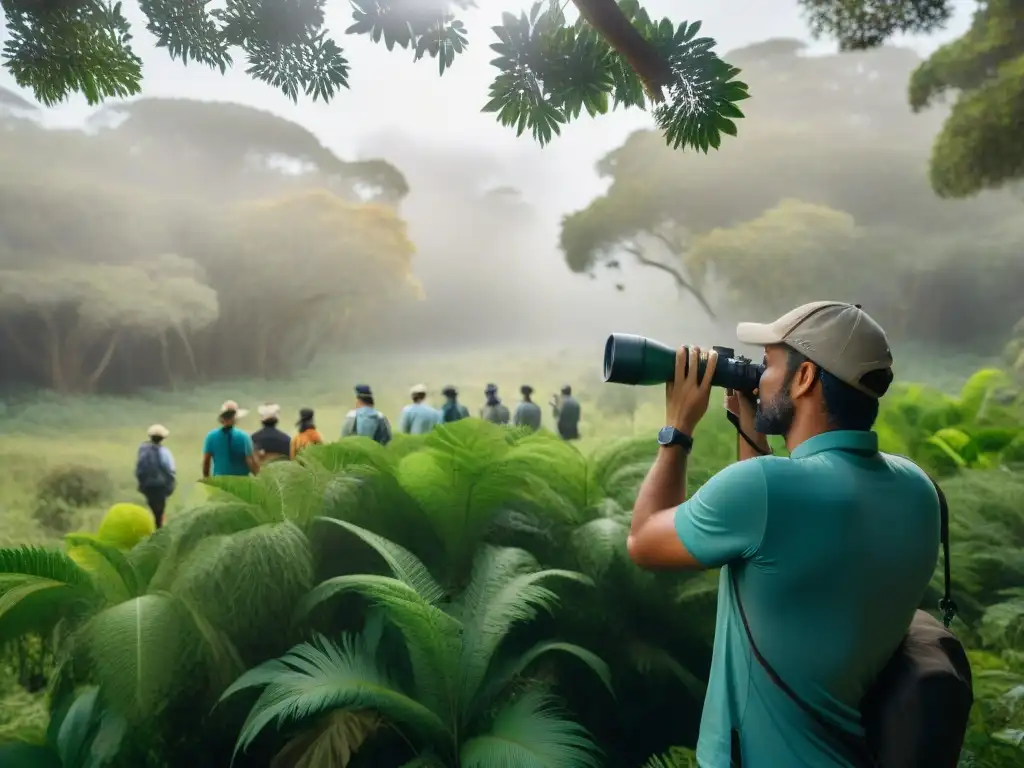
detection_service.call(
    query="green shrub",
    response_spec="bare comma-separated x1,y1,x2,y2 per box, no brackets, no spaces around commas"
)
35,465,111,508
31,465,112,534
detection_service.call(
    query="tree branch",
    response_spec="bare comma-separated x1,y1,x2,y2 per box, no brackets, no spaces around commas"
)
623,244,717,319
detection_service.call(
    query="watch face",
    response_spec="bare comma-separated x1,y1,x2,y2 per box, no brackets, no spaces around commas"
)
657,426,676,445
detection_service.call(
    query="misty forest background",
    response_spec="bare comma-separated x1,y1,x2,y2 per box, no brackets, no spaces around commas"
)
0,4,1023,768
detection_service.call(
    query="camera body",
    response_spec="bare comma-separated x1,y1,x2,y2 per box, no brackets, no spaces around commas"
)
603,334,765,394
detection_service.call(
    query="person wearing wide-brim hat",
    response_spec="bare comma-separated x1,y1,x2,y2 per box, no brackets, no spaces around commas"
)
251,403,291,464
399,383,442,434
135,424,177,528
202,400,259,478
290,407,325,459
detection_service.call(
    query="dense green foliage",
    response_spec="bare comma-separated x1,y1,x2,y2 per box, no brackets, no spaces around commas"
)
0,370,1021,766
798,0,1024,199
0,95,420,395
558,38,1024,352
1,0,749,153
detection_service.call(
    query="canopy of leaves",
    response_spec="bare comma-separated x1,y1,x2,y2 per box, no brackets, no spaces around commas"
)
1,0,749,153
557,38,1024,348
797,0,1024,198
0,97,420,394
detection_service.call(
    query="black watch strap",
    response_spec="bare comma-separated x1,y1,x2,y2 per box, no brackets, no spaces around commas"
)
658,426,693,451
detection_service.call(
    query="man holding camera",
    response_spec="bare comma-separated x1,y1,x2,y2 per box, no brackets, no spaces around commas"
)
626,302,940,768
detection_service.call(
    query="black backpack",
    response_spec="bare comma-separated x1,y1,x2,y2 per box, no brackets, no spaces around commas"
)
730,477,973,768
135,443,175,494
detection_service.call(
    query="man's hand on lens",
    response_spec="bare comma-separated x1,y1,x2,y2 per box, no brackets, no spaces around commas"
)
666,346,717,434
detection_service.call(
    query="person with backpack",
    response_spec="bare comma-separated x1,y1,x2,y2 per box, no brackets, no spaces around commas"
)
135,424,176,528
251,403,292,465
624,302,962,768
341,385,392,445
202,400,260,478
439,385,469,423
290,407,324,458
480,383,510,425
513,384,542,430
399,384,441,434
551,384,581,440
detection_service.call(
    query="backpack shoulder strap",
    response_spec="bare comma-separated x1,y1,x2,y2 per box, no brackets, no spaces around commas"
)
730,566,876,766
928,476,957,628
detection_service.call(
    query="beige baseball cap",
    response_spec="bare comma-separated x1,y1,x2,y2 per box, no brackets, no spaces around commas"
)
736,301,893,398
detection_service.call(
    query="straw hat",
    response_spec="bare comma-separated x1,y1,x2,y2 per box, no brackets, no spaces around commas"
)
147,424,170,439
219,400,249,419
410,383,427,396
258,403,281,421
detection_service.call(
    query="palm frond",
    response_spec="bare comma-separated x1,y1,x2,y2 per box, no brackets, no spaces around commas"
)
293,574,461,720
79,593,206,721
64,533,140,602
269,709,382,768
642,745,699,768
456,547,592,713
220,632,448,759
308,518,444,605
459,688,602,768
0,546,100,644
475,640,613,714
168,521,314,655
52,686,127,768
125,526,175,593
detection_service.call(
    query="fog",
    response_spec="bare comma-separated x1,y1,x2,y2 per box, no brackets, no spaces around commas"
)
0,1,986,396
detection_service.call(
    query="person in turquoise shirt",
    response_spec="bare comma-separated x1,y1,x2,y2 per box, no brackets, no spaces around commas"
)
399,383,441,434
625,302,940,768
202,400,260,478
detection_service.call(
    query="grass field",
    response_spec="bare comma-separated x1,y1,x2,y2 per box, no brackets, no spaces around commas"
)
0,342,998,547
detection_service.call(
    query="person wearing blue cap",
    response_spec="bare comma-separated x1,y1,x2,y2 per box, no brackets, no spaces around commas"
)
480,383,510,425
341,384,392,444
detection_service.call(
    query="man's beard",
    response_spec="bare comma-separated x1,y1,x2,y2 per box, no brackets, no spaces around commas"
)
755,387,795,436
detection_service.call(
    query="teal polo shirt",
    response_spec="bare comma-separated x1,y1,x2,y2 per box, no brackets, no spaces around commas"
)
675,430,940,768
202,426,254,477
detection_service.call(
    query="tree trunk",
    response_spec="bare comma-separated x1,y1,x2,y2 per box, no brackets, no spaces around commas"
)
176,325,200,379
159,331,176,390
87,332,120,389
40,311,69,393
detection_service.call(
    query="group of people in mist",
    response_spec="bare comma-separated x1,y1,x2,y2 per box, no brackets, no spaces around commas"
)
132,382,582,528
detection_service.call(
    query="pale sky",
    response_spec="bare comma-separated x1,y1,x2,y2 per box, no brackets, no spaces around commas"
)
0,0,975,213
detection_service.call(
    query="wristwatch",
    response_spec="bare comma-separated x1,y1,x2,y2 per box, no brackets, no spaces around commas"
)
657,426,693,453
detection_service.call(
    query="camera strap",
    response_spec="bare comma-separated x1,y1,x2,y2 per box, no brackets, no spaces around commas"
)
726,411,771,456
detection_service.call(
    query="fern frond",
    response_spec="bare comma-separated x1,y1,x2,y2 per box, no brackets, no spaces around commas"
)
294,574,461,720
459,688,602,768
221,632,448,759
457,547,593,714
308,518,445,605
475,640,613,715
642,745,699,768
0,546,100,644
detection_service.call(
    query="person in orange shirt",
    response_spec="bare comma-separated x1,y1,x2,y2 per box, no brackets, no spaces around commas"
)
290,407,324,459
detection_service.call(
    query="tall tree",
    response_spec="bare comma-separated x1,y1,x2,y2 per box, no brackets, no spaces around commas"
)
1,0,749,153
0,98,422,393
798,0,1024,198
558,39,1022,319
